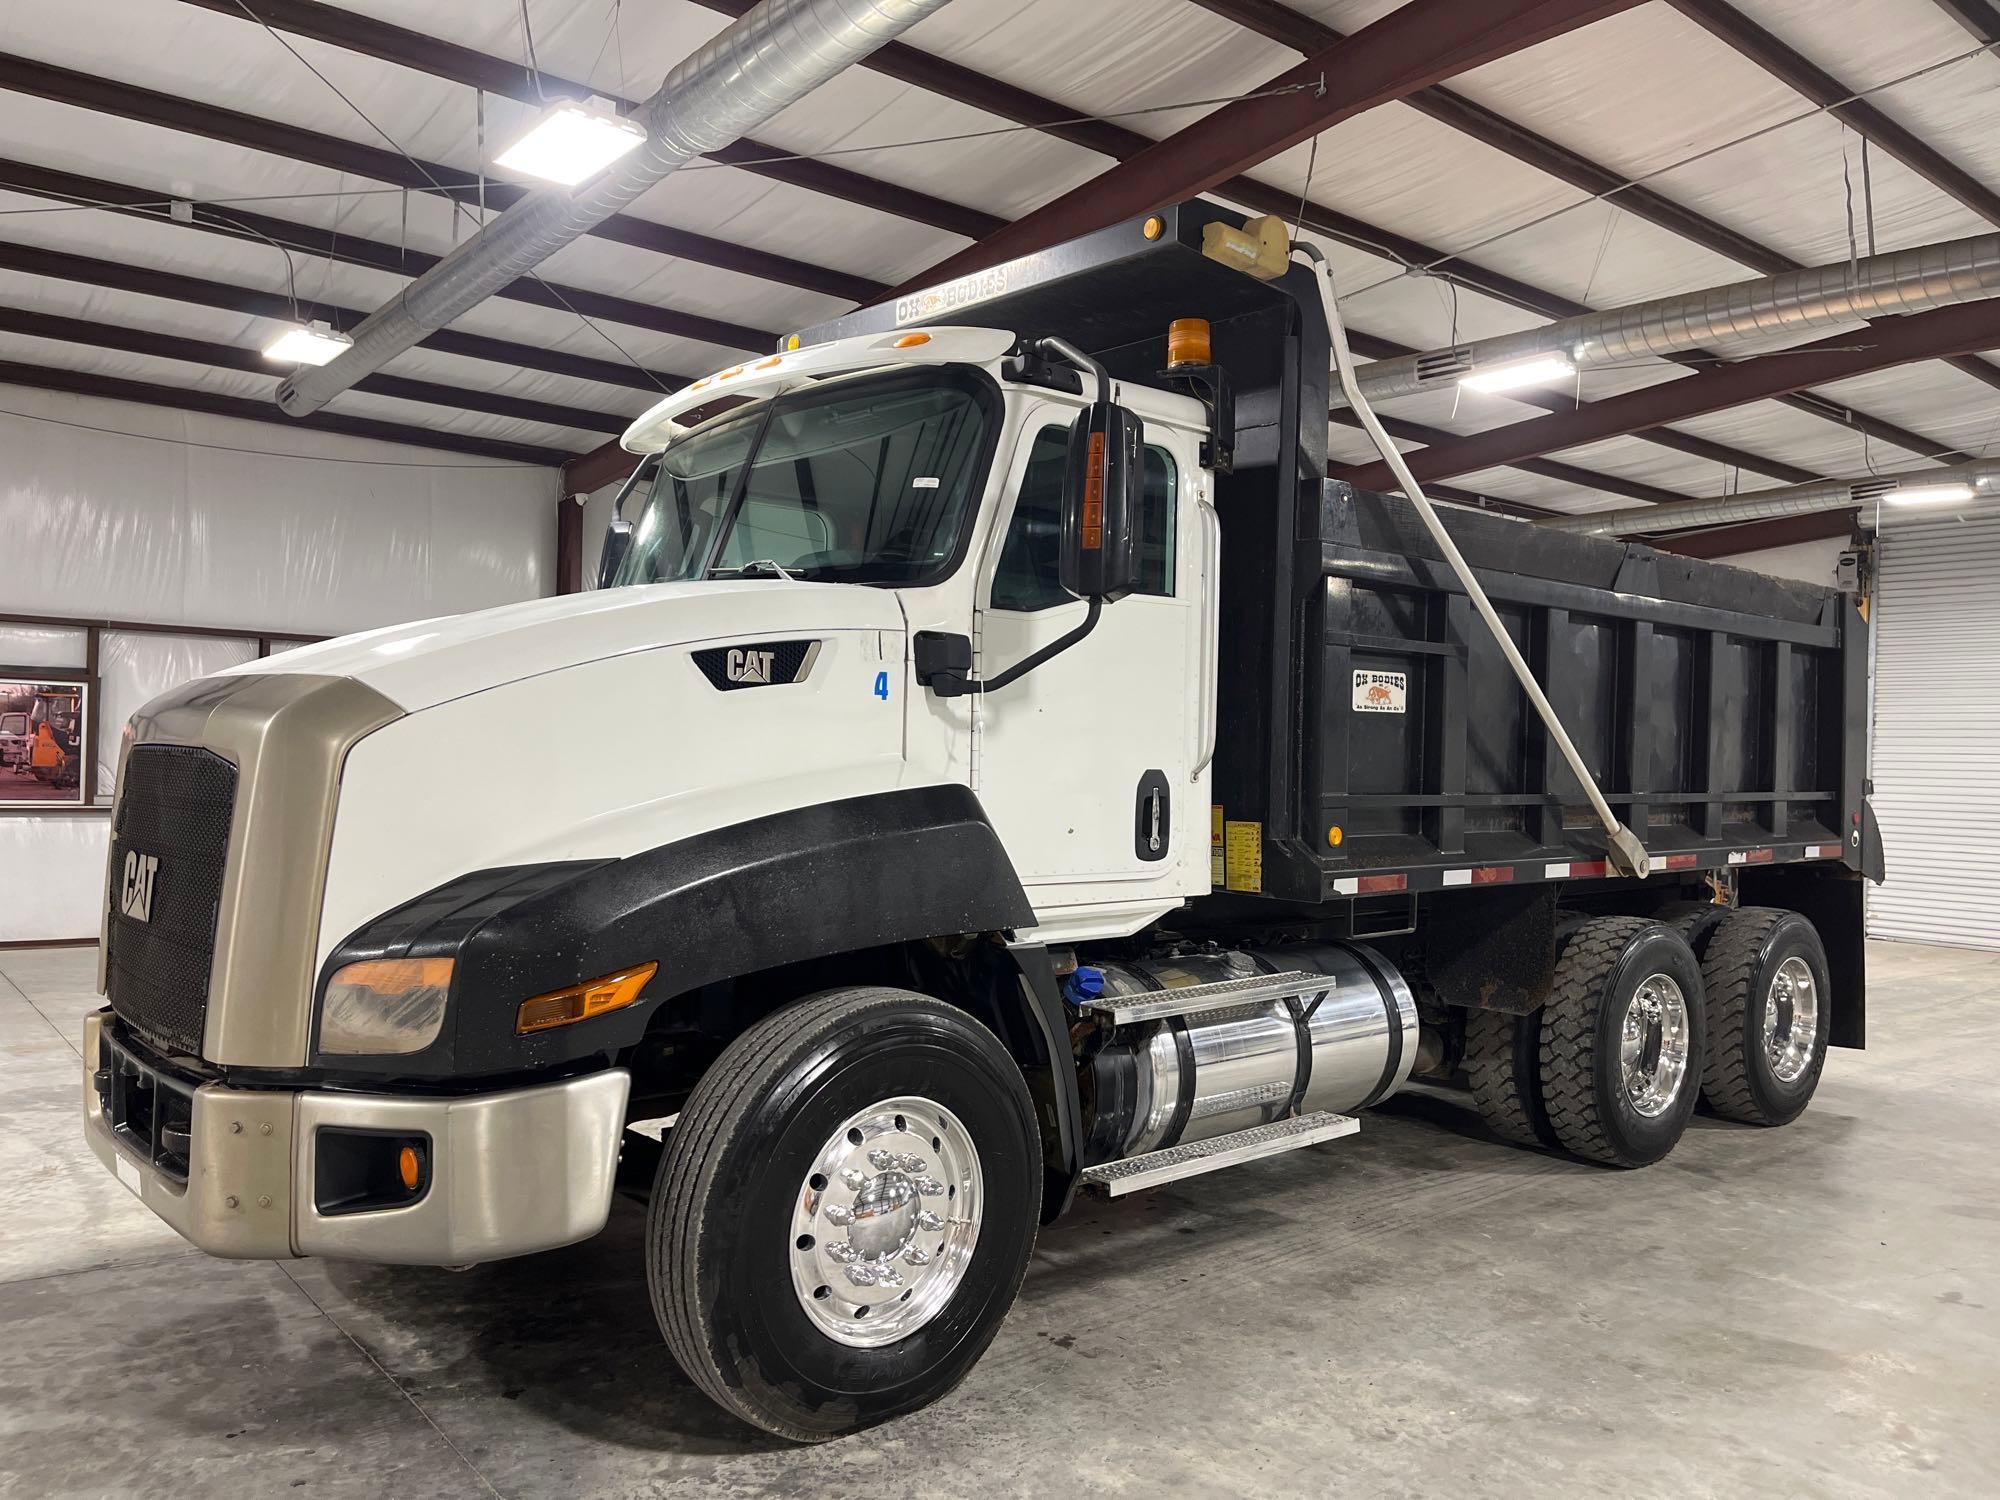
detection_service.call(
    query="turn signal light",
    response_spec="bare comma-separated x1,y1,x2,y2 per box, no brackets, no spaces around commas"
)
1167,317,1211,369
397,1144,422,1191
516,962,658,1034
893,331,933,348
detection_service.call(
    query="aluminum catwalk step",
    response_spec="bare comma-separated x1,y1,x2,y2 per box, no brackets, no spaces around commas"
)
1079,969,1329,1026
1078,1111,1359,1197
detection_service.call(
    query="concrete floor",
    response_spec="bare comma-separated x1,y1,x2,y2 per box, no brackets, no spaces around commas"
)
3,941,1996,1499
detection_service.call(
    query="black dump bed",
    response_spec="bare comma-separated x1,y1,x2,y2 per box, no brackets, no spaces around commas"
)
1206,483,1866,906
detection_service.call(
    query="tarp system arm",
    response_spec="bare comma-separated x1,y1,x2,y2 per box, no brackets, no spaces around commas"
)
1293,241,1651,879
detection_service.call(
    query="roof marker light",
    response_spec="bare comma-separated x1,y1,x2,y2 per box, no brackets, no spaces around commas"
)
262,322,353,366
1458,353,1576,394
494,98,647,186
893,332,933,348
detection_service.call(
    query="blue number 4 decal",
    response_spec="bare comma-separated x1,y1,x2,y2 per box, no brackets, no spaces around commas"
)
873,670,890,701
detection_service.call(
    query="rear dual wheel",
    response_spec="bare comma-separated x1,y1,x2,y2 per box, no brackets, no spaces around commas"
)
1465,916,1705,1167
1697,908,1830,1126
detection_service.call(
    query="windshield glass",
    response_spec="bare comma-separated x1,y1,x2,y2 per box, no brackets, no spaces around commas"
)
0,714,24,735
611,368,993,587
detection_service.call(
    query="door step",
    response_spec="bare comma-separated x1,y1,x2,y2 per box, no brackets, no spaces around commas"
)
1079,969,1328,1026
1078,1111,1358,1197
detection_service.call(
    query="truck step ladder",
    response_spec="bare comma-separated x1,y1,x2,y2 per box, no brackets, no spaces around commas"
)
1078,1111,1359,1197
1078,969,1328,1026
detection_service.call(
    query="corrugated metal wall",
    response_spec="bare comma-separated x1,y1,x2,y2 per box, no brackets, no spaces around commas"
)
1867,510,2000,951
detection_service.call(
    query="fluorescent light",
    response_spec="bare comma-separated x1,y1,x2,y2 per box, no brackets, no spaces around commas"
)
1459,353,1577,394
262,322,353,366
1883,482,1977,507
495,99,647,186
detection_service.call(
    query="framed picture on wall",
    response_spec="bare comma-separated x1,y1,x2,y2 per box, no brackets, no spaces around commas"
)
0,670,91,810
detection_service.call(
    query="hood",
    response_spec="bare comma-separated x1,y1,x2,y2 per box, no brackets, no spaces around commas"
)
223,581,906,712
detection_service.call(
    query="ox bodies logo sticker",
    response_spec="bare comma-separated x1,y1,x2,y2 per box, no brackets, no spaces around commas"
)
1352,670,1407,714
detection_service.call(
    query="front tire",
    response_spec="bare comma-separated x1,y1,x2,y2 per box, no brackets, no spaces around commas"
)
1538,917,1706,1167
1698,908,1830,1126
649,986,1040,1441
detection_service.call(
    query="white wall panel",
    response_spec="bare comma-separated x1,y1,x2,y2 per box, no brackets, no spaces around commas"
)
0,385,560,941
0,816,109,945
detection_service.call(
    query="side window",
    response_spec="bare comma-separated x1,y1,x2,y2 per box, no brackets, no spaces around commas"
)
990,423,1179,612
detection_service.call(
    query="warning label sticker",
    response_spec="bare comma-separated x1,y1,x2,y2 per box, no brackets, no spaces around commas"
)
1224,820,1263,894
1352,669,1407,714
1210,806,1226,887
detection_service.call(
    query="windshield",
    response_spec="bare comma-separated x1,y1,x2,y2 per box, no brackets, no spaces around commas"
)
0,714,24,735
611,367,994,587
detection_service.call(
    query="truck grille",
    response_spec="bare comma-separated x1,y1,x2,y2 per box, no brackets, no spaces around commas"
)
104,745,237,1058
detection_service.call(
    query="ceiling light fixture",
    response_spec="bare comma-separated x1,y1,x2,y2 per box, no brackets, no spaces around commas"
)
1882,482,1977,508
262,322,353,366
1458,353,1578,395
495,98,648,186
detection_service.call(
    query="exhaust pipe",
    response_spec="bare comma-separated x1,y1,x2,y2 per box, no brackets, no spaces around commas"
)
1330,232,2000,410
276,0,955,419
1537,463,2000,537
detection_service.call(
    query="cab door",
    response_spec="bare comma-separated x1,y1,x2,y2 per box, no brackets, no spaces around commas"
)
971,404,1210,929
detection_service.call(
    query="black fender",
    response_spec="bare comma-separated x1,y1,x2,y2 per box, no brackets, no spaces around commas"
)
311,785,1037,1079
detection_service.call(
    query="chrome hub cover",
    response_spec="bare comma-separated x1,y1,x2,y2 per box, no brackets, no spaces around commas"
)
789,1096,982,1349
1619,973,1691,1118
1764,956,1819,1083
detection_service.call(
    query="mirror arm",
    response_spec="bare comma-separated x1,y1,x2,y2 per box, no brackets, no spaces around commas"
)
930,598,1103,697
610,455,658,521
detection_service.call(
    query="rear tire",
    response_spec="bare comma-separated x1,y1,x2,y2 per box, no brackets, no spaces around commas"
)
1464,1007,1553,1147
1538,917,1706,1167
1698,908,1830,1126
649,986,1040,1441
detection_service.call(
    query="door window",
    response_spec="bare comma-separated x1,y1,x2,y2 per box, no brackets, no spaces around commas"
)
990,422,1178,611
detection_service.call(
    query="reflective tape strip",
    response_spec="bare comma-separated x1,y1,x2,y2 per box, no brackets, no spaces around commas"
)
1333,877,1358,895
1442,869,1473,887
1544,862,1570,878
1357,873,1407,894
1665,853,1699,871
1471,865,1514,884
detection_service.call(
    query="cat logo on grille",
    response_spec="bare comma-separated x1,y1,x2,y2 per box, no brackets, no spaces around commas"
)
118,851,160,923
726,648,775,685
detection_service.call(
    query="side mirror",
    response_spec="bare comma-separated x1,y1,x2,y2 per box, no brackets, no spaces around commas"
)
596,517,634,590
1059,398,1144,602
594,456,656,590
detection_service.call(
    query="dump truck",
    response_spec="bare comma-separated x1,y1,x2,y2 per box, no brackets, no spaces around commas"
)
86,201,1882,1440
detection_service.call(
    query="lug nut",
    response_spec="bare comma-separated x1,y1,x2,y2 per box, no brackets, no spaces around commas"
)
866,1148,895,1170
916,1210,945,1232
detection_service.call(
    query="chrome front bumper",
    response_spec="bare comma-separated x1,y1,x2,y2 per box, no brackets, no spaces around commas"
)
83,1012,630,1264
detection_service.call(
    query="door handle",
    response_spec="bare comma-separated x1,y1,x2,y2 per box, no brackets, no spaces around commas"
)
1134,770,1170,862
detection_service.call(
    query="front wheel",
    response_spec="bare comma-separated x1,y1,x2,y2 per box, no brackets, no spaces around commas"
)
648,986,1040,1441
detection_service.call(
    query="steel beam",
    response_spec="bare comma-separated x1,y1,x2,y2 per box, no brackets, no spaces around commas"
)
1331,409,1684,506
1671,0,2000,226
892,0,1646,293
0,49,881,305
0,305,628,435
173,0,1002,242
0,157,772,354
0,239,689,394
1928,0,2000,41
1652,508,1859,559
1332,298,2000,489
0,358,573,465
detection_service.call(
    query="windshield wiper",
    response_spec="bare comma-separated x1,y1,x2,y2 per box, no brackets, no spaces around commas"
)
707,558,799,581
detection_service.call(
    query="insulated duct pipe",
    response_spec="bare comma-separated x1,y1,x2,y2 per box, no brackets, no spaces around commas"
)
1536,463,2000,537
1328,232,2000,410
276,0,954,418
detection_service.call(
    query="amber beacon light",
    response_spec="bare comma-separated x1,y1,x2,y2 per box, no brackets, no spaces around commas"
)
1167,317,1211,369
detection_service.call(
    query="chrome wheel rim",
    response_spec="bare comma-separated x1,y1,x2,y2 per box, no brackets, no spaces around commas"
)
1619,973,1691,1118
1764,956,1819,1083
788,1095,982,1349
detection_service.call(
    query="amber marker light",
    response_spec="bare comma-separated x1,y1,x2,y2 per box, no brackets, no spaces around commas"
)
1327,826,1344,847
893,331,933,348
517,962,659,1034
397,1144,423,1192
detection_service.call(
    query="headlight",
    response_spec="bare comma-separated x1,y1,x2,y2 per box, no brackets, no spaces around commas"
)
319,957,453,1055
